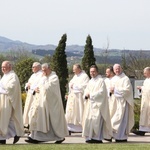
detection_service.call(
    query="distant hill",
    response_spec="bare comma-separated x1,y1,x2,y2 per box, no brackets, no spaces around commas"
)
0,36,104,53
0,36,56,51
0,36,150,64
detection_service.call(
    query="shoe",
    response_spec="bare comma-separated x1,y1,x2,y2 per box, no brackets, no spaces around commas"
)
55,138,65,144
115,139,127,142
132,130,145,136
0,140,6,144
69,131,71,135
24,124,30,129
25,137,45,144
86,139,103,144
104,138,112,142
13,135,20,144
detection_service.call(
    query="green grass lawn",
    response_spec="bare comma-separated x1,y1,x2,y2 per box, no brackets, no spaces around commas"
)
1,143,150,150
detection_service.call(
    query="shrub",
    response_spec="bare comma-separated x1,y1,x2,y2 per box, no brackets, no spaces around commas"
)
21,92,27,111
132,99,141,131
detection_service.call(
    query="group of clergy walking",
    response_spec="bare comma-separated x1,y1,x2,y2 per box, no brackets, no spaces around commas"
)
65,64,150,143
0,60,149,144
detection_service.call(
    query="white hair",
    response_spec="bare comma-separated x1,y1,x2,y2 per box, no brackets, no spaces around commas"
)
33,62,41,68
42,63,50,68
144,67,150,72
113,64,121,69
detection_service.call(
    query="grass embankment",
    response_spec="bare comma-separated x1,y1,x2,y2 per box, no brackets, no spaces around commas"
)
1,143,150,150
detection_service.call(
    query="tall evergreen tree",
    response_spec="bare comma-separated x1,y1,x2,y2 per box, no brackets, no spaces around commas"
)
82,35,96,77
51,34,68,109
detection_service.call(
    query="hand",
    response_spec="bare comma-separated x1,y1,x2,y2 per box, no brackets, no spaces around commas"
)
110,87,114,94
65,94,68,100
137,86,141,90
27,83,31,89
42,72,47,76
85,94,90,99
71,84,74,89
35,87,40,93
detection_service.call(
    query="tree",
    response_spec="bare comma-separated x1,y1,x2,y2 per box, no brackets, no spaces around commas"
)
121,50,150,79
15,58,37,91
51,34,68,108
121,50,129,75
81,35,96,77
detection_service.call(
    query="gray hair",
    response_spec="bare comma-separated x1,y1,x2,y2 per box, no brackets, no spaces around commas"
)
2,61,12,69
42,63,50,69
144,67,150,72
73,63,81,70
113,64,121,69
33,62,41,68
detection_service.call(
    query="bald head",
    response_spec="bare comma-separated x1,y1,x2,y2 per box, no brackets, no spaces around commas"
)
1,61,12,74
73,64,82,75
113,64,123,76
32,62,41,73
41,63,51,76
143,67,150,78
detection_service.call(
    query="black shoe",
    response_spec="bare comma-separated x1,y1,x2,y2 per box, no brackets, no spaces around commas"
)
55,138,65,144
132,130,145,136
25,137,45,144
13,135,20,144
0,140,6,144
86,139,103,144
69,131,71,135
115,139,127,142
104,138,112,142
24,124,30,129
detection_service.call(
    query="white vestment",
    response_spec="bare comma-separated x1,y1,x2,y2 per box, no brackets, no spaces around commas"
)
0,71,24,139
23,70,42,125
110,73,134,140
29,71,68,141
104,77,116,118
82,75,112,140
139,78,150,132
65,71,89,132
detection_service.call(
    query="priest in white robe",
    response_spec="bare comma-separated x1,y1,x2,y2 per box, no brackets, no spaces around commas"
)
110,64,134,142
25,63,68,144
23,62,42,128
82,65,112,143
133,67,150,136
65,64,89,134
0,61,24,144
104,66,115,118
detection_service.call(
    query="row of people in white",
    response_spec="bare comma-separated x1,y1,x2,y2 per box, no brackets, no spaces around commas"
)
0,60,149,144
66,64,134,143
23,62,68,144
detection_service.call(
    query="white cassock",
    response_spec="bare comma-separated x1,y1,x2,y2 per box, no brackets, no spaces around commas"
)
29,71,68,141
82,75,112,141
65,71,89,132
139,78,150,132
0,71,24,140
110,73,134,140
104,77,116,118
23,70,43,126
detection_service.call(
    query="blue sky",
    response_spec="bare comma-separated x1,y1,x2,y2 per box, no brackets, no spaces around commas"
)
0,0,150,50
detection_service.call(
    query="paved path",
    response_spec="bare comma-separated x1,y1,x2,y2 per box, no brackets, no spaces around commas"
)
6,133,150,144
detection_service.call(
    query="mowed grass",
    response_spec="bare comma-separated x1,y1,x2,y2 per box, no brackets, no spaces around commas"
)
1,143,150,150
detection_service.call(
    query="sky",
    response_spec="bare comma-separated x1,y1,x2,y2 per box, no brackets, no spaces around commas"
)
0,0,150,50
